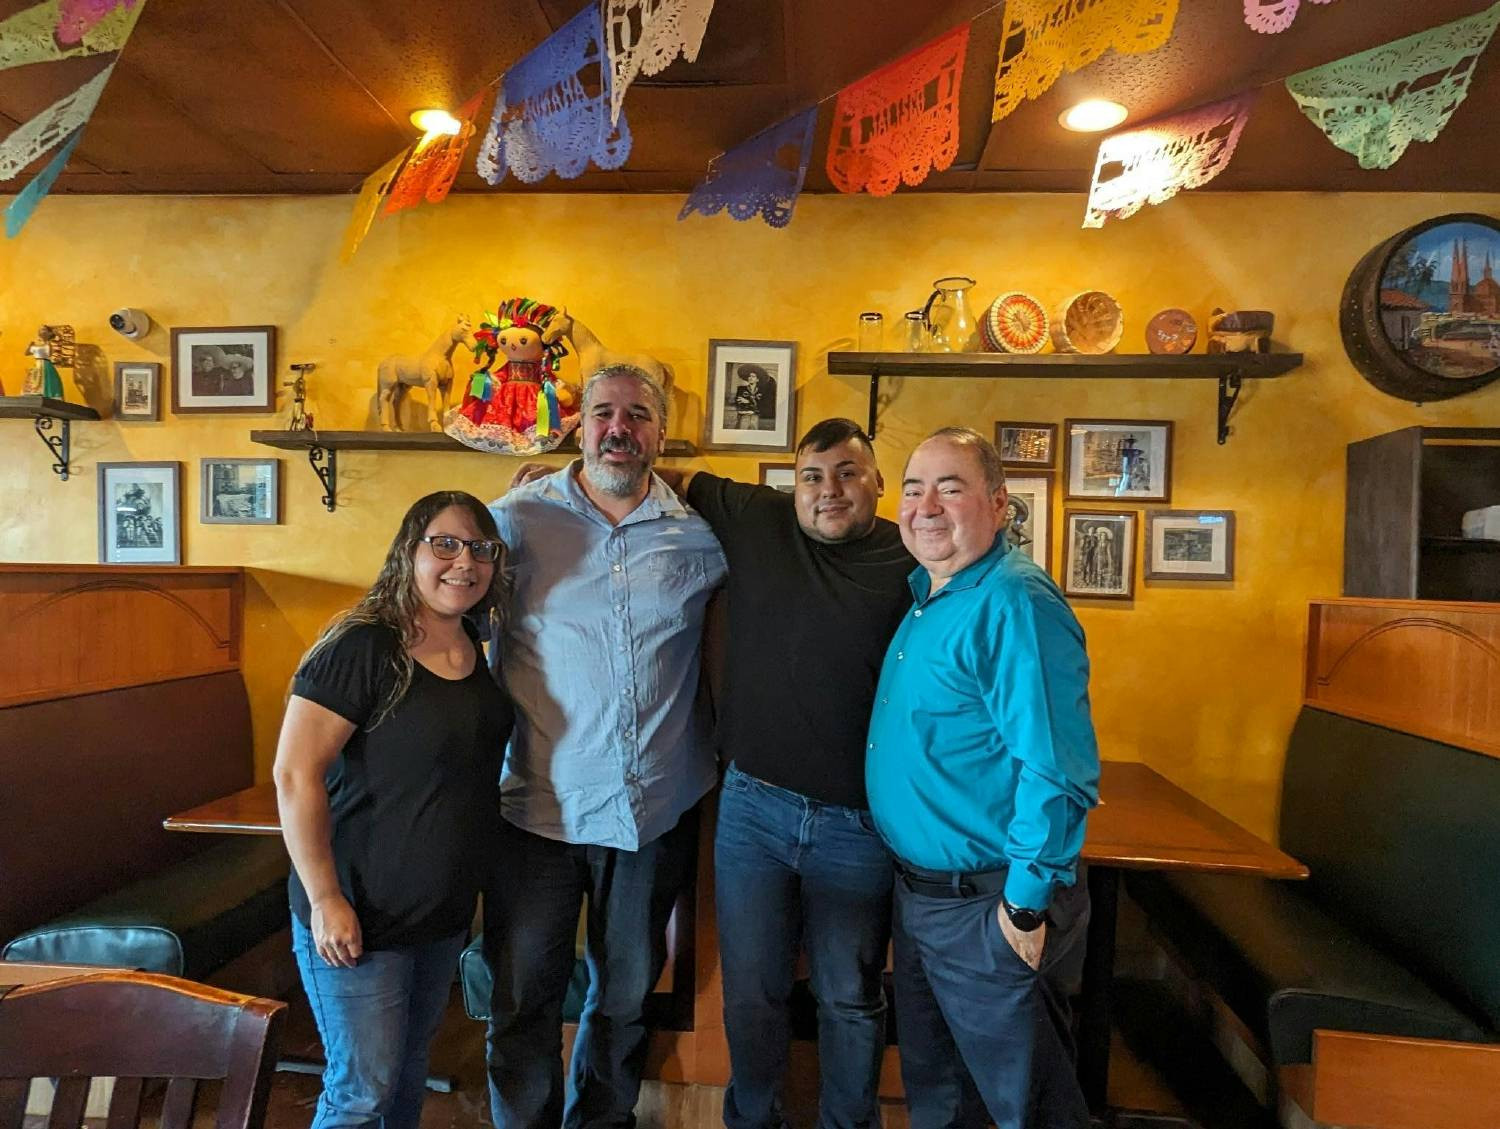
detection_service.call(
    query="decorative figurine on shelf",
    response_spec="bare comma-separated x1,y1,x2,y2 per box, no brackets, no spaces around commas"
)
285,362,315,431
377,315,476,432
549,308,675,392
23,326,69,399
1208,308,1274,354
445,298,581,456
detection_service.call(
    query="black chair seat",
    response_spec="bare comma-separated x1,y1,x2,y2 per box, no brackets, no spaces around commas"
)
458,934,588,1023
1127,869,1488,1064
3,837,289,980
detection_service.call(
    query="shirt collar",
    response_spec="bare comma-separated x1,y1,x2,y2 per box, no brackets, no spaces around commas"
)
907,533,1010,604
548,459,685,527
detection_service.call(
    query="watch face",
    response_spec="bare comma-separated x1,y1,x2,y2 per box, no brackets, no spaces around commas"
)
1006,904,1045,932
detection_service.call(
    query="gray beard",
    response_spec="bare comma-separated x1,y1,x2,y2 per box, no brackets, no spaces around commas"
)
583,452,651,497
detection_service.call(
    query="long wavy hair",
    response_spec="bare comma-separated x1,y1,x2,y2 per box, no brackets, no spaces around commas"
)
302,491,506,727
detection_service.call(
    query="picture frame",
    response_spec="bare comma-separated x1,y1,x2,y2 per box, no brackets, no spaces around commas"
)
98,461,180,565
1004,473,1053,575
1063,509,1137,601
1064,419,1173,503
170,325,277,414
758,462,797,494
994,421,1058,468
113,361,161,421
1146,509,1235,581
703,339,798,452
200,458,280,525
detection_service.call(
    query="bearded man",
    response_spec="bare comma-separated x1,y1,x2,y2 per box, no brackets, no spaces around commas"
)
483,363,726,1129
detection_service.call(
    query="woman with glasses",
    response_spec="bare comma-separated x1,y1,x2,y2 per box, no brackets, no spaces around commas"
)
273,491,513,1129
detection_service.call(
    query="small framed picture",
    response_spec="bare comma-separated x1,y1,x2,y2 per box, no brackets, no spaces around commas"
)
171,325,277,414
1064,419,1173,503
201,458,280,525
703,339,798,452
98,461,180,564
759,462,797,493
1146,509,1235,581
1063,509,1137,601
1004,473,1053,575
995,421,1057,467
114,362,161,421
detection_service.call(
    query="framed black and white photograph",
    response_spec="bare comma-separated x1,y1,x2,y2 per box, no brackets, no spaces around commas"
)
759,462,797,493
1003,473,1053,575
114,361,161,421
995,421,1057,468
1063,509,1137,601
703,339,798,452
201,458,280,525
1146,509,1235,581
1064,419,1173,503
98,461,180,565
171,325,277,414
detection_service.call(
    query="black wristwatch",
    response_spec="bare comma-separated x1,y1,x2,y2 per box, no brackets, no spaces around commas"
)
1002,898,1047,932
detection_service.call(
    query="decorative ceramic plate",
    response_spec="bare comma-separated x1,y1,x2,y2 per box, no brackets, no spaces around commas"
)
1145,308,1198,355
981,292,1049,354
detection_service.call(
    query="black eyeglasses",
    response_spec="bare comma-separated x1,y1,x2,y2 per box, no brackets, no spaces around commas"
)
420,535,502,563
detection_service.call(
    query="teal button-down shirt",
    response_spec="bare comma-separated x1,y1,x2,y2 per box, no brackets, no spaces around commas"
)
865,535,1100,911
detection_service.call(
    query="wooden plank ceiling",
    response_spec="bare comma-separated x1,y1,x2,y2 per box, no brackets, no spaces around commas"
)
1,0,1496,196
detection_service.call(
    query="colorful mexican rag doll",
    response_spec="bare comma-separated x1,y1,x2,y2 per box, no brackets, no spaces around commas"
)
445,298,581,455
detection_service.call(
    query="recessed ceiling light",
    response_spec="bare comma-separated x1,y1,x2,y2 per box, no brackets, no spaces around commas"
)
1059,99,1128,133
409,108,462,136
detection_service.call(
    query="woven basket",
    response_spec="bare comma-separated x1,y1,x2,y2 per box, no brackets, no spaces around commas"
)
980,292,1049,354
1050,291,1123,354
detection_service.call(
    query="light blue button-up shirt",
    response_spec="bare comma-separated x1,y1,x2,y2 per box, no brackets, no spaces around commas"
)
489,463,727,851
866,535,1100,911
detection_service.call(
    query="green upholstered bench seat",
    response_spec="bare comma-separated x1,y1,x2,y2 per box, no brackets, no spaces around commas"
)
2,836,289,981
1127,869,1488,1064
1126,707,1500,1067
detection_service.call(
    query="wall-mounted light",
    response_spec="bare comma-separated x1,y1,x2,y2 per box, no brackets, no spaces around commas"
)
1059,99,1128,133
409,108,461,136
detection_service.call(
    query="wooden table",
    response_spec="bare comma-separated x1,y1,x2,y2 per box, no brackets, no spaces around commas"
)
164,764,1306,1117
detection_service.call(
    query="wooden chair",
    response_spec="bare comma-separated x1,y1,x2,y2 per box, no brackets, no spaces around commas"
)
0,971,286,1129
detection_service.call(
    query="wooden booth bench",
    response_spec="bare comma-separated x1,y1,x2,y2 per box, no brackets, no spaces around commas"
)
1126,599,1500,1129
0,566,290,995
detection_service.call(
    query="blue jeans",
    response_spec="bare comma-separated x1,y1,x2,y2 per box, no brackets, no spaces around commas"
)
891,871,1090,1129
483,811,697,1129
715,764,894,1129
292,915,467,1129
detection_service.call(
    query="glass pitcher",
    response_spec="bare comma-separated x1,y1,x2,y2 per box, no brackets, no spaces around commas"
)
921,276,978,353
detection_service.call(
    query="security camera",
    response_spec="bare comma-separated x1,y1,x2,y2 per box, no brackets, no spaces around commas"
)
108,308,152,341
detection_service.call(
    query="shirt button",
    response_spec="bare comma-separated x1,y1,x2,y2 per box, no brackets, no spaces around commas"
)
615,603,625,611
867,742,875,750
914,609,922,617
896,652,904,660
881,697,888,704
612,564,622,572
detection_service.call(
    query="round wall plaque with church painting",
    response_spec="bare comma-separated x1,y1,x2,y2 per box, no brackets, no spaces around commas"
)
1340,213,1500,402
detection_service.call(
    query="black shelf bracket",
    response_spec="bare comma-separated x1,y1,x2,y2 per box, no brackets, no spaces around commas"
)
308,445,337,512
33,415,71,479
867,372,881,441
1217,372,1244,445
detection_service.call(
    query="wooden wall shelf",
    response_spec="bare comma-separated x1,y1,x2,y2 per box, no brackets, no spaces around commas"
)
0,396,102,482
250,429,698,512
825,351,1304,445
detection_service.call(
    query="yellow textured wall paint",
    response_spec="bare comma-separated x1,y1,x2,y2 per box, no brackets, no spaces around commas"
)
3,191,1498,839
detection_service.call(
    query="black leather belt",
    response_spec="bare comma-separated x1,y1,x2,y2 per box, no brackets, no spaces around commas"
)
895,860,1008,899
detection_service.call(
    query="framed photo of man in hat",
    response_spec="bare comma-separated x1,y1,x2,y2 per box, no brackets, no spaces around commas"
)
703,339,798,451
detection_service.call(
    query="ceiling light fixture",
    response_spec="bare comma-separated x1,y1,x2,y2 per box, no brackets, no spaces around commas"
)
409,108,462,136
1059,99,1128,133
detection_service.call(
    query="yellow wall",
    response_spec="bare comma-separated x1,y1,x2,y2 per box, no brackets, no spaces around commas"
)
3,191,1498,838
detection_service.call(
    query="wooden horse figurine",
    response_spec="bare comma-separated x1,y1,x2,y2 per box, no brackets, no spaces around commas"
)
377,315,476,431
550,309,675,394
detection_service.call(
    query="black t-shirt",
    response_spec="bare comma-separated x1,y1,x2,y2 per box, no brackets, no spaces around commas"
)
687,473,914,808
288,621,514,949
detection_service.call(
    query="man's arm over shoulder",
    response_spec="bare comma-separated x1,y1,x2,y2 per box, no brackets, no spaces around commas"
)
683,469,787,545
977,571,1101,910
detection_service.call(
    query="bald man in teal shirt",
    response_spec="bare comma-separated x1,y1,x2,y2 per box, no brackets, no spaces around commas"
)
866,427,1099,1129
